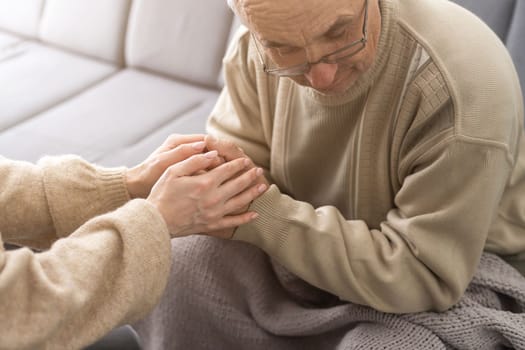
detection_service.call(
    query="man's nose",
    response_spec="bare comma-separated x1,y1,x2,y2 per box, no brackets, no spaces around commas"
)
304,62,338,90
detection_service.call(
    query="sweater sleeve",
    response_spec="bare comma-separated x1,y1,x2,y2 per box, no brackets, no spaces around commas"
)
0,199,171,349
234,139,512,313
0,156,130,249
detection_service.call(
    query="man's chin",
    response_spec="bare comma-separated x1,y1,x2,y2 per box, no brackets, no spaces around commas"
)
311,79,355,95
291,81,345,95
290,75,356,95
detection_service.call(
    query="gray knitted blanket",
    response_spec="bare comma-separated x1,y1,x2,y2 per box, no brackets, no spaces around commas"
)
134,237,525,350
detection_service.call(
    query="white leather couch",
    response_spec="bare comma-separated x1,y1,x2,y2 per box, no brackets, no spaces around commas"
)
0,0,238,167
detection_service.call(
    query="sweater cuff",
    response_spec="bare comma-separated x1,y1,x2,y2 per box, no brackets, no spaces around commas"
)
93,164,131,211
233,184,298,252
41,156,130,237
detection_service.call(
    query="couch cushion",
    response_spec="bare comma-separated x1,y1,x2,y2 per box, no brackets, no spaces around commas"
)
126,0,233,88
39,0,131,64
0,69,218,166
0,42,117,131
0,30,22,50
0,0,44,38
97,97,216,167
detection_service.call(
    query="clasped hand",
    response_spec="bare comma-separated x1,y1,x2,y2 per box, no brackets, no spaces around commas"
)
125,134,268,238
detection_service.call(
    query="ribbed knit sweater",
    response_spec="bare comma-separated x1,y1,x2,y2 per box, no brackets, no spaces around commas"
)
0,156,171,349
207,0,525,313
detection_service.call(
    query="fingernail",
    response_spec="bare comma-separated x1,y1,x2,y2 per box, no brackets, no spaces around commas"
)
205,150,218,158
251,213,259,220
192,141,206,150
256,168,263,176
258,184,267,193
244,159,251,167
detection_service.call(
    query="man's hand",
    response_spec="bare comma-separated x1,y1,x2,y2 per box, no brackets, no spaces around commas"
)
205,135,269,187
126,134,222,199
147,152,267,238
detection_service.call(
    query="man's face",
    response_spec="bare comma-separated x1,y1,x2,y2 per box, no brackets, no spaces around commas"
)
238,0,381,95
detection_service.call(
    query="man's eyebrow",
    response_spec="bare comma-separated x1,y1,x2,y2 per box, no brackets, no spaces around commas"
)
260,39,287,49
259,15,354,48
319,15,354,38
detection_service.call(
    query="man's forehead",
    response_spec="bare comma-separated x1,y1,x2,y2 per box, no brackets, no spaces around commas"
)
237,0,356,7
258,15,355,47
237,0,360,44
236,0,359,18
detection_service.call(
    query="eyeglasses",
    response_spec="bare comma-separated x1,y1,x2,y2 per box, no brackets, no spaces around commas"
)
252,0,369,77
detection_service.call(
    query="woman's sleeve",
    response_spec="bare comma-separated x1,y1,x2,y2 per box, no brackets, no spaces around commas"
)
0,156,130,249
0,199,171,349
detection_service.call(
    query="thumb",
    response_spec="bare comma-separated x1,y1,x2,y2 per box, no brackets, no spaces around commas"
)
157,141,206,166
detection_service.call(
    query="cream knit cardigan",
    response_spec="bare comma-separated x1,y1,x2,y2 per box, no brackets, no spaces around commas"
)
0,156,171,349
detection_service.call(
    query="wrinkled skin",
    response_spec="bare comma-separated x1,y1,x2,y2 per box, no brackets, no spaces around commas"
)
234,0,381,94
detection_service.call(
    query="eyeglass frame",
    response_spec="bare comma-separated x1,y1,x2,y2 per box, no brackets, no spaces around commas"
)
252,0,369,77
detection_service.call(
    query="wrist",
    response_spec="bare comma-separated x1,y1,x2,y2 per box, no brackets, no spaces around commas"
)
125,166,143,199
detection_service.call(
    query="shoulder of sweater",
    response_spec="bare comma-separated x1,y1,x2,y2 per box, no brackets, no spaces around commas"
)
223,24,262,86
394,0,523,149
222,24,282,103
223,25,251,65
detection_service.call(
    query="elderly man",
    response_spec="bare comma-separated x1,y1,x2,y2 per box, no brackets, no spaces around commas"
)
0,134,265,349
135,0,525,348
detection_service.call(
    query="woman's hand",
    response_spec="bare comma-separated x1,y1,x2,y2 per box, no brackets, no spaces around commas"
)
147,151,267,238
126,134,219,199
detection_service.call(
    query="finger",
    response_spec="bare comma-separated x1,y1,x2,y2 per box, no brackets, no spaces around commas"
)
158,141,207,166
222,183,267,214
208,158,250,185
167,151,219,177
158,134,206,153
205,212,259,235
218,167,263,200
205,135,245,161
205,155,226,170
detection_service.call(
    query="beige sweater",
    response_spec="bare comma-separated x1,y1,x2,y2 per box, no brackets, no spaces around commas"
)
207,0,525,313
0,156,171,349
